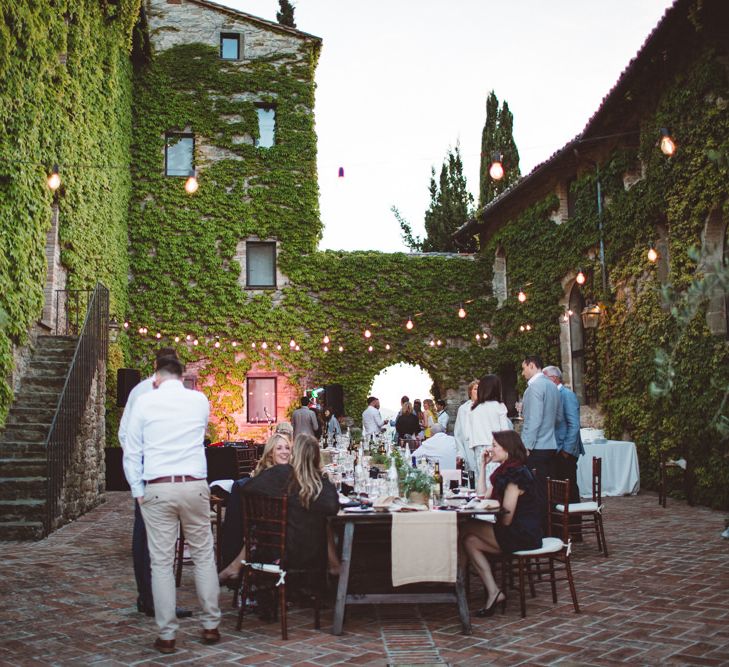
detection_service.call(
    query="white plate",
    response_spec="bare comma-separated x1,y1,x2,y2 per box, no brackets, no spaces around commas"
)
343,506,375,513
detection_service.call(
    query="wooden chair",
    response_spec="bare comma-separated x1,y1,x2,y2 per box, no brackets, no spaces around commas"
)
658,452,691,507
174,494,225,586
235,492,321,640
552,457,608,556
501,478,580,618
235,446,259,478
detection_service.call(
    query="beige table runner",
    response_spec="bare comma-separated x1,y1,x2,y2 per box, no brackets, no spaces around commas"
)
391,511,457,587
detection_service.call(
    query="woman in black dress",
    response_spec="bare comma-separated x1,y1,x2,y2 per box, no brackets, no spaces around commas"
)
462,430,542,616
395,401,420,441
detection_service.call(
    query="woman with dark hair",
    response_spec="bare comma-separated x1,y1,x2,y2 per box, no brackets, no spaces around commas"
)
462,430,542,617
465,374,512,486
323,407,342,438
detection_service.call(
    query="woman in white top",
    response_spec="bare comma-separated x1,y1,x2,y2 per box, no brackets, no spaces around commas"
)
453,380,479,472
466,374,512,488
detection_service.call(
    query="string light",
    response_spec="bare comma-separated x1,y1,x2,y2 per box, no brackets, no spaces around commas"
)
174,336,180,342
289,339,296,349
429,339,435,347
519,325,525,332
458,305,466,319
193,339,199,346
475,333,481,340
385,343,391,350
184,169,199,194
214,339,221,348
47,164,61,191
275,343,282,350
338,345,344,352
517,289,527,303
155,332,162,339
436,339,442,346
576,269,586,285
405,317,414,330
489,152,504,181
367,345,373,352
185,334,192,341
647,246,658,262
659,128,676,156
123,321,129,329
232,340,238,347
323,345,329,352
261,341,268,349
295,344,300,351
525,324,532,331
322,334,330,344
364,329,372,338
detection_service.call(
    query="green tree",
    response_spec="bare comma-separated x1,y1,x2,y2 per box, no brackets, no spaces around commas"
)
479,91,521,208
276,0,296,28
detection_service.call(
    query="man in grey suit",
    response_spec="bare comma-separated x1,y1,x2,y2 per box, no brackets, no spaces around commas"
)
544,365,584,537
292,396,319,439
520,355,561,527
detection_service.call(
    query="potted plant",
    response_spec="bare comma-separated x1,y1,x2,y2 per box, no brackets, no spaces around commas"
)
400,466,432,505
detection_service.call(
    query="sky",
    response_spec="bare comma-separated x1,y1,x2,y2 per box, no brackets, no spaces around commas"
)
222,0,676,253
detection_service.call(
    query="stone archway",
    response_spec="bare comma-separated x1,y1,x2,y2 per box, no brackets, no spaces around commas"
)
369,362,435,420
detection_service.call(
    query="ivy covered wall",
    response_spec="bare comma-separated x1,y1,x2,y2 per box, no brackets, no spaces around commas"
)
0,1,139,424
480,45,729,509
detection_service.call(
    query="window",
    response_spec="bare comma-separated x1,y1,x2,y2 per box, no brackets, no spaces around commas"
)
255,105,276,148
246,242,276,288
247,377,276,423
165,133,194,176
220,33,240,60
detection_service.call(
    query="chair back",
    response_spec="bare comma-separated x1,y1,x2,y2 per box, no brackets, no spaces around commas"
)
235,447,259,477
241,493,288,566
546,477,570,542
592,456,602,505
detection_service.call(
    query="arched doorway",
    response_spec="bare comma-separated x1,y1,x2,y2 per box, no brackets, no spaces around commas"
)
369,362,435,421
568,283,587,404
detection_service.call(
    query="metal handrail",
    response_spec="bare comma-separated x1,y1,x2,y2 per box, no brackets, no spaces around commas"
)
45,283,109,534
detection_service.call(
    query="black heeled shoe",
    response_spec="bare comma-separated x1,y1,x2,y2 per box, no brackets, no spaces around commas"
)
476,590,505,617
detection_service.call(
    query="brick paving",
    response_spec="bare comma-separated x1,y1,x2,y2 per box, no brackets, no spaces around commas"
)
0,491,727,666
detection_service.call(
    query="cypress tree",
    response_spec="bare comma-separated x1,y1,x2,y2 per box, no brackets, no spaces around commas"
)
277,0,296,28
479,91,521,208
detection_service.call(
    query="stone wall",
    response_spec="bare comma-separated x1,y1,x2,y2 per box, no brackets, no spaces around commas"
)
57,363,107,527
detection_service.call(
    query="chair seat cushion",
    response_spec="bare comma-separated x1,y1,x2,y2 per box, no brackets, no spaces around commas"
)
513,537,565,556
555,501,599,513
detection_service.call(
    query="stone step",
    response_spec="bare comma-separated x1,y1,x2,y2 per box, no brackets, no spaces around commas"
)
0,499,46,522
0,442,47,458
0,458,46,477
0,477,47,500
36,335,77,349
0,423,49,443
25,360,71,378
6,405,57,426
20,374,66,392
33,349,75,363
11,391,61,409
0,521,45,541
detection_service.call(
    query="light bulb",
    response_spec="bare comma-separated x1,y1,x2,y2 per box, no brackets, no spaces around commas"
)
276,343,282,350
525,324,532,331
323,345,329,352
519,325,525,332
576,270,586,285
367,345,373,352
47,164,61,191
261,341,268,349
295,344,300,351
251,342,256,348
155,332,161,339
232,341,238,347
364,329,371,338
174,336,180,342
184,170,198,194
475,333,481,341
385,343,391,350
123,321,129,329
193,339,199,346
289,339,296,348
489,160,504,181
436,339,442,346
517,290,527,303
186,334,192,341
458,306,466,319
138,327,145,335
429,339,435,347
338,345,344,352
214,340,220,348
659,131,676,156
647,247,658,262
406,318,414,330
322,334,330,344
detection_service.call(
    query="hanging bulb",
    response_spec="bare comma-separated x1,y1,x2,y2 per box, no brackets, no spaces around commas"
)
289,338,296,348
458,305,466,319
475,333,481,341
214,339,221,348
338,345,344,352
261,341,268,349
185,334,192,341
322,334,330,344
193,339,199,346
47,164,61,191
489,152,504,181
231,340,238,347
429,339,435,347
367,345,373,352
647,246,658,263
576,269,586,285
155,332,162,339
436,339,442,346
275,343,282,350
517,289,527,303
385,343,391,350
364,329,371,338
659,128,676,156
123,321,130,329
174,335,180,343
323,345,329,352
405,317,414,330
184,169,199,194
295,344,300,351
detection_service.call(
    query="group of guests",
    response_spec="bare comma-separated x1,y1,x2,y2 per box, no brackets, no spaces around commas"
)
392,396,449,440
291,395,342,440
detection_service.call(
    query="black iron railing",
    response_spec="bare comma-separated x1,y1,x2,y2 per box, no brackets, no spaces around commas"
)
45,283,109,534
54,289,94,336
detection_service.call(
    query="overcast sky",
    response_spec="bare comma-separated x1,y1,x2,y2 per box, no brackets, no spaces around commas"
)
222,0,675,253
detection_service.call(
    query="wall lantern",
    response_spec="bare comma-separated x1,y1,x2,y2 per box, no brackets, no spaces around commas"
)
108,317,121,343
581,302,602,329
488,152,504,181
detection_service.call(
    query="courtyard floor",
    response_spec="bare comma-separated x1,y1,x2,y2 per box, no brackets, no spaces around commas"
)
0,491,727,666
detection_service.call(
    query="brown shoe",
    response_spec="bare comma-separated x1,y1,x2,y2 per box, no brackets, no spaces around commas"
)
202,627,220,644
153,637,176,654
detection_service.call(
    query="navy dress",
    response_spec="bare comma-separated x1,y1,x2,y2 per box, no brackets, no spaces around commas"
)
492,465,543,553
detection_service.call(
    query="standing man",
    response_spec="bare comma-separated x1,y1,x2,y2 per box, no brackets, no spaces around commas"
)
436,399,450,432
362,396,386,438
118,347,190,620
543,365,584,537
123,357,221,654
520,355,561,526
454,380,479,471
292,395,319,439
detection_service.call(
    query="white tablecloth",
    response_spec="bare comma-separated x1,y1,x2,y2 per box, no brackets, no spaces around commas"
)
577,440,640,497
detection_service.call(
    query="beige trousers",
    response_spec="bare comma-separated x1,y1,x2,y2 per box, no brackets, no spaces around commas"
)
140,480,221,639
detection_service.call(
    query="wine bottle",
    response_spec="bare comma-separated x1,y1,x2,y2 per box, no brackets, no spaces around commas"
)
433,462,443,502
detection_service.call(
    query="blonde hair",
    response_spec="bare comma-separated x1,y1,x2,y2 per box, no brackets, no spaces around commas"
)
467,379,479,394
253,433,290,477
289,433,323,509
401,401,413,416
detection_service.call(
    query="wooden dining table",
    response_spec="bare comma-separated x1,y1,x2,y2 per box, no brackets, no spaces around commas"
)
328,508,500,636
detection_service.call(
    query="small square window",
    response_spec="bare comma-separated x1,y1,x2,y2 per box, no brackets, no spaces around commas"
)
255,106,276,149
247,377,276,423
165,133,194,176
246,242,276,288
220,33,240,60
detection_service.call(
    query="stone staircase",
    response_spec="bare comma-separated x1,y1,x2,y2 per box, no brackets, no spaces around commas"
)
0,336,77,540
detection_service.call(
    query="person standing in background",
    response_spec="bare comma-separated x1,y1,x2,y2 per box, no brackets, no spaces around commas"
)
454,380,479,471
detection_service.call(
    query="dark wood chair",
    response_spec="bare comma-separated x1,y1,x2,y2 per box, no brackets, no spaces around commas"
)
552,456,608,556
235,446,259,478
658,452,692,507
500,478,580,618
234,492,321,640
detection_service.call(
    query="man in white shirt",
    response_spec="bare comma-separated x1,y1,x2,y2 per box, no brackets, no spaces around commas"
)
124,357,220,654
362,396,386,437
436,399,450,431
412,425,457,470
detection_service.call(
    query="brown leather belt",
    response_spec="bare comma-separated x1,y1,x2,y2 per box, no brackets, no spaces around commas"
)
147,475,206,484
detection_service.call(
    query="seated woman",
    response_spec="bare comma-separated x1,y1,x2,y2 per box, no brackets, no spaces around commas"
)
462,430,542,617
242,433,340,572
218,432,292,582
